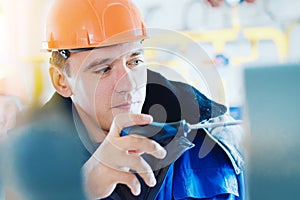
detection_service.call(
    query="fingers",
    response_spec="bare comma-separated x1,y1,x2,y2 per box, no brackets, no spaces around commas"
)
94,138,163,188
121,154,157,187
98,170,142,197
104,113,166,187
108,112,166,159
86,113,168,197
116,170,141,196
109,113,153,137
83,160,142,198
119,135,167,159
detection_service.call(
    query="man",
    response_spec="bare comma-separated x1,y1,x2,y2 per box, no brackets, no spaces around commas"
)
10,0,245,199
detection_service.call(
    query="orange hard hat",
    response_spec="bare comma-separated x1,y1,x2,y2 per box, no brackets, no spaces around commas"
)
42,0,147,50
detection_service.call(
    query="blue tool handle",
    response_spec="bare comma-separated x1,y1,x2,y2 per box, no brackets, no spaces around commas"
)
120,120,188,146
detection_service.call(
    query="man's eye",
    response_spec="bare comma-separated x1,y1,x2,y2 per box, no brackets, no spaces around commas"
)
94,66,112,75
127,59,144,68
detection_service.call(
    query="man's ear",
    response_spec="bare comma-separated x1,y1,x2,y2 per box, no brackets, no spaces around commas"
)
49,65,73,97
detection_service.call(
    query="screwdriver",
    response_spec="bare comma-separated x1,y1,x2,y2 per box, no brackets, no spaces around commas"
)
121,119,243,146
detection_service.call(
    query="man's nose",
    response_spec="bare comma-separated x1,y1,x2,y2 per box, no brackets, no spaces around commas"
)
114,63,137,93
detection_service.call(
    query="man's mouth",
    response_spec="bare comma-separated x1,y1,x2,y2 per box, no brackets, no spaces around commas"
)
112,101,141,110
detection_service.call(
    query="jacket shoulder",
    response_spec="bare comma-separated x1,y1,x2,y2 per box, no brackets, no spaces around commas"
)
145,70,227,123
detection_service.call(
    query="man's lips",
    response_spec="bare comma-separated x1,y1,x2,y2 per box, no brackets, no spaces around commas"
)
112,101,141,109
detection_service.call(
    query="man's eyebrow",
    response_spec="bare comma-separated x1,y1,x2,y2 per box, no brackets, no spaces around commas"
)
84,49,144,71
84,58,113,72
129,49,144,57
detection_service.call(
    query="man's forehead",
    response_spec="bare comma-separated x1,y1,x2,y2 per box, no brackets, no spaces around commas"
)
87,41,143,58
67,41,144,70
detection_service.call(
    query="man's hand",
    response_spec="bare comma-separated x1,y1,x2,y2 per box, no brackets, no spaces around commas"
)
82,113,167,199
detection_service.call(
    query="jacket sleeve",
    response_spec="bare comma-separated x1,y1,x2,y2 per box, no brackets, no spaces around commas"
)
183,82,245,174
202,114,245,175
146,70,246,174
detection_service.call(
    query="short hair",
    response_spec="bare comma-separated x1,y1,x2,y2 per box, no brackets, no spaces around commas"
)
49,51,71,76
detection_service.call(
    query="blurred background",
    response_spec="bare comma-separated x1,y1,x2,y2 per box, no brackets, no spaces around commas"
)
1,0,300,119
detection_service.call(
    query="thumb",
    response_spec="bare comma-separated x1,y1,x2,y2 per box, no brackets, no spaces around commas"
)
109,113,153,137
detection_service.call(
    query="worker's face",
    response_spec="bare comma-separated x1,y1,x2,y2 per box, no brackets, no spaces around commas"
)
65,42,147,132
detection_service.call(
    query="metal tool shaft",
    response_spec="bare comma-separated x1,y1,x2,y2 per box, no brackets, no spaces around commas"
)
188,120,243,130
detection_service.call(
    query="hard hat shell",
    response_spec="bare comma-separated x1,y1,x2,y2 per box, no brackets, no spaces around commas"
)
43,0,147,50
